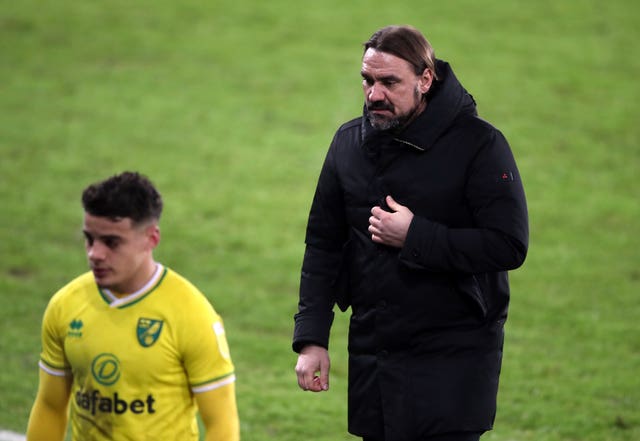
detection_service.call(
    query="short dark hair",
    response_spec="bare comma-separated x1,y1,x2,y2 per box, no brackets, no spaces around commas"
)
81,171,163,225
364,25,439,80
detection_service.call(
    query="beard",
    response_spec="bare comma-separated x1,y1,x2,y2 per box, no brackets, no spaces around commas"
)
367,106,402,131
367,86,424,131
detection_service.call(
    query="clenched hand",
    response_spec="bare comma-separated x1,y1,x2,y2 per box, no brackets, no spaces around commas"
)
369,195,414,248
295,345,330,392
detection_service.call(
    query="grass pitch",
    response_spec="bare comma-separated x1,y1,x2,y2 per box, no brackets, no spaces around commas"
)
1,1,638,440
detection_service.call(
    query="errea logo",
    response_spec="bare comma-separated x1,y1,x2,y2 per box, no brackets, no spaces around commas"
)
68,319,83,337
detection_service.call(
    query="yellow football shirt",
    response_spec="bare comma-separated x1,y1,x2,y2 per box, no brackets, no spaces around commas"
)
39,264,235,440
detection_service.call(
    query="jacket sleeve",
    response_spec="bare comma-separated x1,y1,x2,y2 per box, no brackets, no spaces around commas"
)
292,134,348,353
399,128,529,273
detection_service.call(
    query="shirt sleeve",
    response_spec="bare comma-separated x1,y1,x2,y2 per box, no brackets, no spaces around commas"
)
179,293,236,392
196,383,240,441
26,370,73,441
39,295,72,376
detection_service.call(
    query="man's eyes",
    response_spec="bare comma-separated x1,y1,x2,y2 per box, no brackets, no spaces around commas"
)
103,238,120,249
84,234,120,249
362,76,398,87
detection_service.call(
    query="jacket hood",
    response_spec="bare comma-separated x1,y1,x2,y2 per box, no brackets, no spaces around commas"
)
361,60,477,151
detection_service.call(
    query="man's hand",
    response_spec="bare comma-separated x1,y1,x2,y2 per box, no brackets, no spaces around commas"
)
369,195,414,248
295,345,330,392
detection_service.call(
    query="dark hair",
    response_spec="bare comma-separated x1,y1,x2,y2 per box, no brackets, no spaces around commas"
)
81,171,163,225
364,25,439,80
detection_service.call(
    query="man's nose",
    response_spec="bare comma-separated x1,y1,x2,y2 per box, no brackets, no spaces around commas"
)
367,83,385,102
87,242,106,261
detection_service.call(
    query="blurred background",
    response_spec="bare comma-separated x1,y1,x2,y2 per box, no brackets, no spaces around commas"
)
1,0,638,440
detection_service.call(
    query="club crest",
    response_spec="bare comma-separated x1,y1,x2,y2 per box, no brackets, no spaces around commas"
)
137,318,163,347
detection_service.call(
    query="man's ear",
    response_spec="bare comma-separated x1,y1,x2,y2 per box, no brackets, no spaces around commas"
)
146,225,161,249
419,68,434,94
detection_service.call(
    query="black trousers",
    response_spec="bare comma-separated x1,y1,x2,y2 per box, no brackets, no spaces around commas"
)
363,431,483,441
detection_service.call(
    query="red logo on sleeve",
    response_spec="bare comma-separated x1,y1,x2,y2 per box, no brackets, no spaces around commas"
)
499,171,514,182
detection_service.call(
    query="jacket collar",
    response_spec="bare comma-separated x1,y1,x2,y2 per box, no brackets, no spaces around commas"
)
361,60,477,152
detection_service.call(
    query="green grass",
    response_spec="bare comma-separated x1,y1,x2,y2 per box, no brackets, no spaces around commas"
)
1,0,639,440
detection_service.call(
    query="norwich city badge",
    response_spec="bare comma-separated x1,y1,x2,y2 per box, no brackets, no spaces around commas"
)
137,318,164,347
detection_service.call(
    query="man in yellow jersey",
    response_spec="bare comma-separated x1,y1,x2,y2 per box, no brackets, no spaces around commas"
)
26,171,239,441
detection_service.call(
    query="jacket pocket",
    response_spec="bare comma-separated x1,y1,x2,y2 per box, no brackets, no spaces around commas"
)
333,239,352,312
455,274,488,320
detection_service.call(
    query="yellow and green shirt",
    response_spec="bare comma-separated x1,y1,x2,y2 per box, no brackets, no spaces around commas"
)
39,264,235,440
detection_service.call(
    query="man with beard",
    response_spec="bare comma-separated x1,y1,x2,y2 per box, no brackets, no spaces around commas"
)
293,25,528,441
